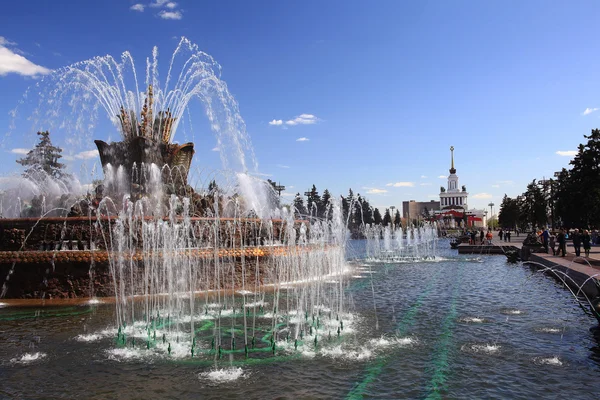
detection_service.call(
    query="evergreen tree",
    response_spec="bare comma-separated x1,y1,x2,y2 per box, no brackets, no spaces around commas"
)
320,189,332,219
361,197,374,225
382,208,392,226
555,129,600,227
394,210,401,226
519,180,547,229
353,194,364,226
373,208,382,224
344,189,355,228
17,131,68,180
306,184,321,217
498,194,520,229
293,192,307,218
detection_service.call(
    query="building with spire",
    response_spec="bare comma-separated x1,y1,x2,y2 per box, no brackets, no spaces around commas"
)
439,146,468,209
434,146,487,229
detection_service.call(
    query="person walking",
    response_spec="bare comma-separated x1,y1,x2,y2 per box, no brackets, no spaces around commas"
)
557,228,567,257
583,229,591,258
480,230,484,245
572,229,582,257
506,230,511,242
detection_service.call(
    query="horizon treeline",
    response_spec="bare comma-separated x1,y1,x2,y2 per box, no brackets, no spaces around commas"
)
291,185,401,232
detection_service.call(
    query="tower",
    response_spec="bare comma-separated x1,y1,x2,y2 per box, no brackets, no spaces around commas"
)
440,146,468,209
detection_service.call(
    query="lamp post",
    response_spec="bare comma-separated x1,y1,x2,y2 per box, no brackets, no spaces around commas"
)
488,202,495,230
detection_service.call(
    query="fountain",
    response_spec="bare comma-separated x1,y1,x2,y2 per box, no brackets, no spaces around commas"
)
362,222,439,262
2,39,600,400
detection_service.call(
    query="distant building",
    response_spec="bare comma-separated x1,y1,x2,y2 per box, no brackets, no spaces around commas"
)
434,146,487,229
403,200,440,220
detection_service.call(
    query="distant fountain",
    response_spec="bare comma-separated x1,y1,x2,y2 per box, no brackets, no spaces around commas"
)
362,223,439,261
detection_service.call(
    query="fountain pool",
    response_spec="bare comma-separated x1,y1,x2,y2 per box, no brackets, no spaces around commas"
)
1,241,600,399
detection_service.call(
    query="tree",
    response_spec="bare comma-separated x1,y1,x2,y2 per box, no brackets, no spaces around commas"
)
554,129,600,228
382,208,392,226
498,194,520,229
519,179,547,229
17,131,68,180
373,208,382,224
394,210,401,226
305,185,321,217
293,193,307,218
320,189,332,219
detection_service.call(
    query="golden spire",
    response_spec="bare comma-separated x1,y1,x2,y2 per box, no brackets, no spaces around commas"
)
449,146,456,174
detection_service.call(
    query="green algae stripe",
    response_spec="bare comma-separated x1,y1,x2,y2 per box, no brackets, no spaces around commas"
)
0,307,93,321
423,264,463,400
346,264,443,400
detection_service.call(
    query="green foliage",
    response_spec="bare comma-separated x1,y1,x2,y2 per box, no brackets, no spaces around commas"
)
16,131,68,180
293,193,307,218
554,129,600,228
373,208,382,224
498,194,520,229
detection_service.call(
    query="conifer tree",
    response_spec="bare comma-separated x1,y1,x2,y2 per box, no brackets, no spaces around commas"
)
16,131,68,180
373,208,383,224
293,193,307,218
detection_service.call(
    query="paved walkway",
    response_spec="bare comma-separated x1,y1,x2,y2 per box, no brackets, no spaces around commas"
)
490,234,600,268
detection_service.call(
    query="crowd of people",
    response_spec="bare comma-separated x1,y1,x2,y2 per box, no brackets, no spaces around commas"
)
462,226,598,259
537,228,597,258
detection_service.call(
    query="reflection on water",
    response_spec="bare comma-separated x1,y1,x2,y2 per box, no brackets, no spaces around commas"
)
1,240,600,399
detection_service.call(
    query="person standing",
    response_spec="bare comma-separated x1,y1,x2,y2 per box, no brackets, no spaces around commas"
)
549,232,556,255
572,229,582,257
582,229,591,258
506,230,511,242
542,228,550,253
557,228,566,257
480,230,484,245
499,229,503,241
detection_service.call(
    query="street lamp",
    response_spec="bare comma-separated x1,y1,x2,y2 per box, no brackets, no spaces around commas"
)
488,202,495,230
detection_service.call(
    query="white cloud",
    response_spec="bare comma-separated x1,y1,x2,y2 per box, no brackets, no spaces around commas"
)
149,0,170,6
491,184,500,188
158,10,182,19
438,175,447,179
10,148,29,155
130,3,145,11
385,182,414,187
0,37,17,46
269,119,283,126
296,137,309,142
0,38,50,77
582,107,599,116
286,114,319,126
165,2,178,9
419,183,431,186
276,164,290,169
420,175,427,179
75,149,99,160
211,147,220,152
556,150,577,157
366,188,388,194
472,193,493,199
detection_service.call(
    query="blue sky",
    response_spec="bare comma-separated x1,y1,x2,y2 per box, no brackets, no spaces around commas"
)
1,0,600,214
